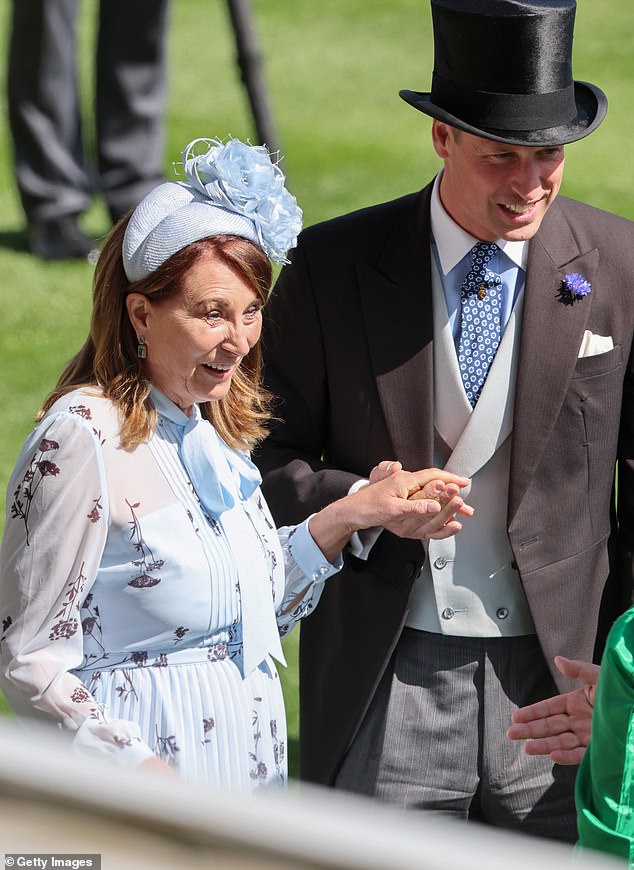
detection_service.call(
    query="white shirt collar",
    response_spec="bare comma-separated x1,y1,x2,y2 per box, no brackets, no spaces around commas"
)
430,171,528,275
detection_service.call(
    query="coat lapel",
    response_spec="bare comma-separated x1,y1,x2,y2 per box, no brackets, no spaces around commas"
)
509,199,599,520
358,186,435,472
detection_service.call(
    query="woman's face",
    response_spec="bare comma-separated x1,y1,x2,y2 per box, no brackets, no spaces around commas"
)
127,254,263,414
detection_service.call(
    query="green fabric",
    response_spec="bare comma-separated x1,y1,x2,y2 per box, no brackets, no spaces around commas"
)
576,607,634,865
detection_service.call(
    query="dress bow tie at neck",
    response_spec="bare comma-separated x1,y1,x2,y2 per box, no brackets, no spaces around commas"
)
180,413,261,518
148,386,261,517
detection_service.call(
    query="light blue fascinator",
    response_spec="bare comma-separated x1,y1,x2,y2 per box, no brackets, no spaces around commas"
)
122,137,303,283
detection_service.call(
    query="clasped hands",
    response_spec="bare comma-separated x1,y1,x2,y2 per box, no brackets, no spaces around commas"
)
365,460,474,541
308,460,473,564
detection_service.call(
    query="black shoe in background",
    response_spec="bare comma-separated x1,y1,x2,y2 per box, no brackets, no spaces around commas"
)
27,216,96,261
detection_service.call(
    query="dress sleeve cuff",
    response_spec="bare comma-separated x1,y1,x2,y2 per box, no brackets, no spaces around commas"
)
289,517,343,582
72,717,156,768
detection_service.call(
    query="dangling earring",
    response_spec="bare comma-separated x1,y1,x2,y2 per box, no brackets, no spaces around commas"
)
137,336,147,359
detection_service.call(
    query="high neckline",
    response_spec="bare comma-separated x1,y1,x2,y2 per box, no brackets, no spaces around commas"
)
150,385,200,427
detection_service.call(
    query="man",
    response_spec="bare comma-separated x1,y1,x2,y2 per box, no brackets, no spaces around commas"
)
255,0,634,841
8,0,170,260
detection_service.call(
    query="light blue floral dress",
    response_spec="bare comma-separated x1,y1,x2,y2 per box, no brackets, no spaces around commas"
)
0,387,340,790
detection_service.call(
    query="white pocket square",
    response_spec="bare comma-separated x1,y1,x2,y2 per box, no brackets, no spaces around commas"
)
578,330,614,358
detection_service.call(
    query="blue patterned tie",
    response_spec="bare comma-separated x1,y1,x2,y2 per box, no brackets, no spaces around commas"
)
458,242,503,407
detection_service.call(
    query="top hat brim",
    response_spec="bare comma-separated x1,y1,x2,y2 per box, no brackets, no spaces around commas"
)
399,80,607,147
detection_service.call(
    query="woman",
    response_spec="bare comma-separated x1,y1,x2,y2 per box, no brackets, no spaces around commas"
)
0,137,472,790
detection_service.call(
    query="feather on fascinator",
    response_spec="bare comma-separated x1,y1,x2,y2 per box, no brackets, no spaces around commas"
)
122,137,303,283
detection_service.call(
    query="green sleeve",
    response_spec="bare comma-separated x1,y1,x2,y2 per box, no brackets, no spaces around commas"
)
576,606,634,865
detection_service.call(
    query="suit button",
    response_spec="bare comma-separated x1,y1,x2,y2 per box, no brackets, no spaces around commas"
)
441,607,455,620
496,607,509,620
434,557,447,569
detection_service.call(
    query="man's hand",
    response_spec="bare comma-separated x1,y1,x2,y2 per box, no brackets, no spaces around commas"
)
308,462,473,562
367,461,474,540
506,656,600,765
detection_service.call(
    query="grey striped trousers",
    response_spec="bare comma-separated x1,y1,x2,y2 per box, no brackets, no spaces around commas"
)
335,628,578,843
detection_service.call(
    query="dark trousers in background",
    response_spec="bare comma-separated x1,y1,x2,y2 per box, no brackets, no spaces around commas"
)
8,0,170,224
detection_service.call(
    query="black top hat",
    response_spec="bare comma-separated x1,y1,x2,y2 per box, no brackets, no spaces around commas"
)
400,0,607,146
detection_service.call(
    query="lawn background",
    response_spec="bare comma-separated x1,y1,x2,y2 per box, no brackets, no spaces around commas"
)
0,0,633,777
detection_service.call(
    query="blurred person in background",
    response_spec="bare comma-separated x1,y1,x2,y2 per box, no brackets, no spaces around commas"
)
255,0,634,841
0,136,472,790
8,0,170,261
509,627,634,863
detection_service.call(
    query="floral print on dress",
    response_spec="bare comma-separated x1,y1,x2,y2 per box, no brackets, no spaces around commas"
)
81,593,108,668
271,718,286,779
250,702,271,783
10,437,61,545
202,717,215,745
173,626,189,644
249,706,270,784
49,562,87,641
68,404,92,420
67,403,108,447
87,497,103,524
249,759,268,783
0,616,12,653
255,494,274,530
154,726,180,765
243,495,279,601
115,670,138,703
126,499,165,588
207,643,228,662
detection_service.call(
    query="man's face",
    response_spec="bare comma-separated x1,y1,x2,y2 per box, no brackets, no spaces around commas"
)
432,121,565,241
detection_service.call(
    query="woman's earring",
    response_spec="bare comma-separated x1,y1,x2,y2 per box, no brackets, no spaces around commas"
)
137,336,147,359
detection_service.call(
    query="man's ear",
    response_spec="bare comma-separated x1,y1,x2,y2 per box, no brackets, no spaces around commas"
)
126,292,151,335
431,120,452,160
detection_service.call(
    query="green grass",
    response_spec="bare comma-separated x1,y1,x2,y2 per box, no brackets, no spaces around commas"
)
1,0,634,757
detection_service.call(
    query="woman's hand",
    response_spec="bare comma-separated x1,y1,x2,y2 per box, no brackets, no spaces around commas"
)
370,460,473,530
368,460,404,484
308,463,473,562
138,756,178,776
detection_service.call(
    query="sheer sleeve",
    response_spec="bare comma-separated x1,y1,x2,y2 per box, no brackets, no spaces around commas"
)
276,520,343,638
0,411,154,766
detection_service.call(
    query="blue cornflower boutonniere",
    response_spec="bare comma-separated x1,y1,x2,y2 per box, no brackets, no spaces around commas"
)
557,272,592,306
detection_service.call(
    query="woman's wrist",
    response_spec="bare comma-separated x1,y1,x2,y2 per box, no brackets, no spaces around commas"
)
307,497,358,563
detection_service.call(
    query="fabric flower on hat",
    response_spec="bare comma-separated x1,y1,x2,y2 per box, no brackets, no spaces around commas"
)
181,137,302,264
557,272,592,305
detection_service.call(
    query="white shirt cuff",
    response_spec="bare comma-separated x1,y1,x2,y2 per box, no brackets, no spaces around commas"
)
346,479,382,560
